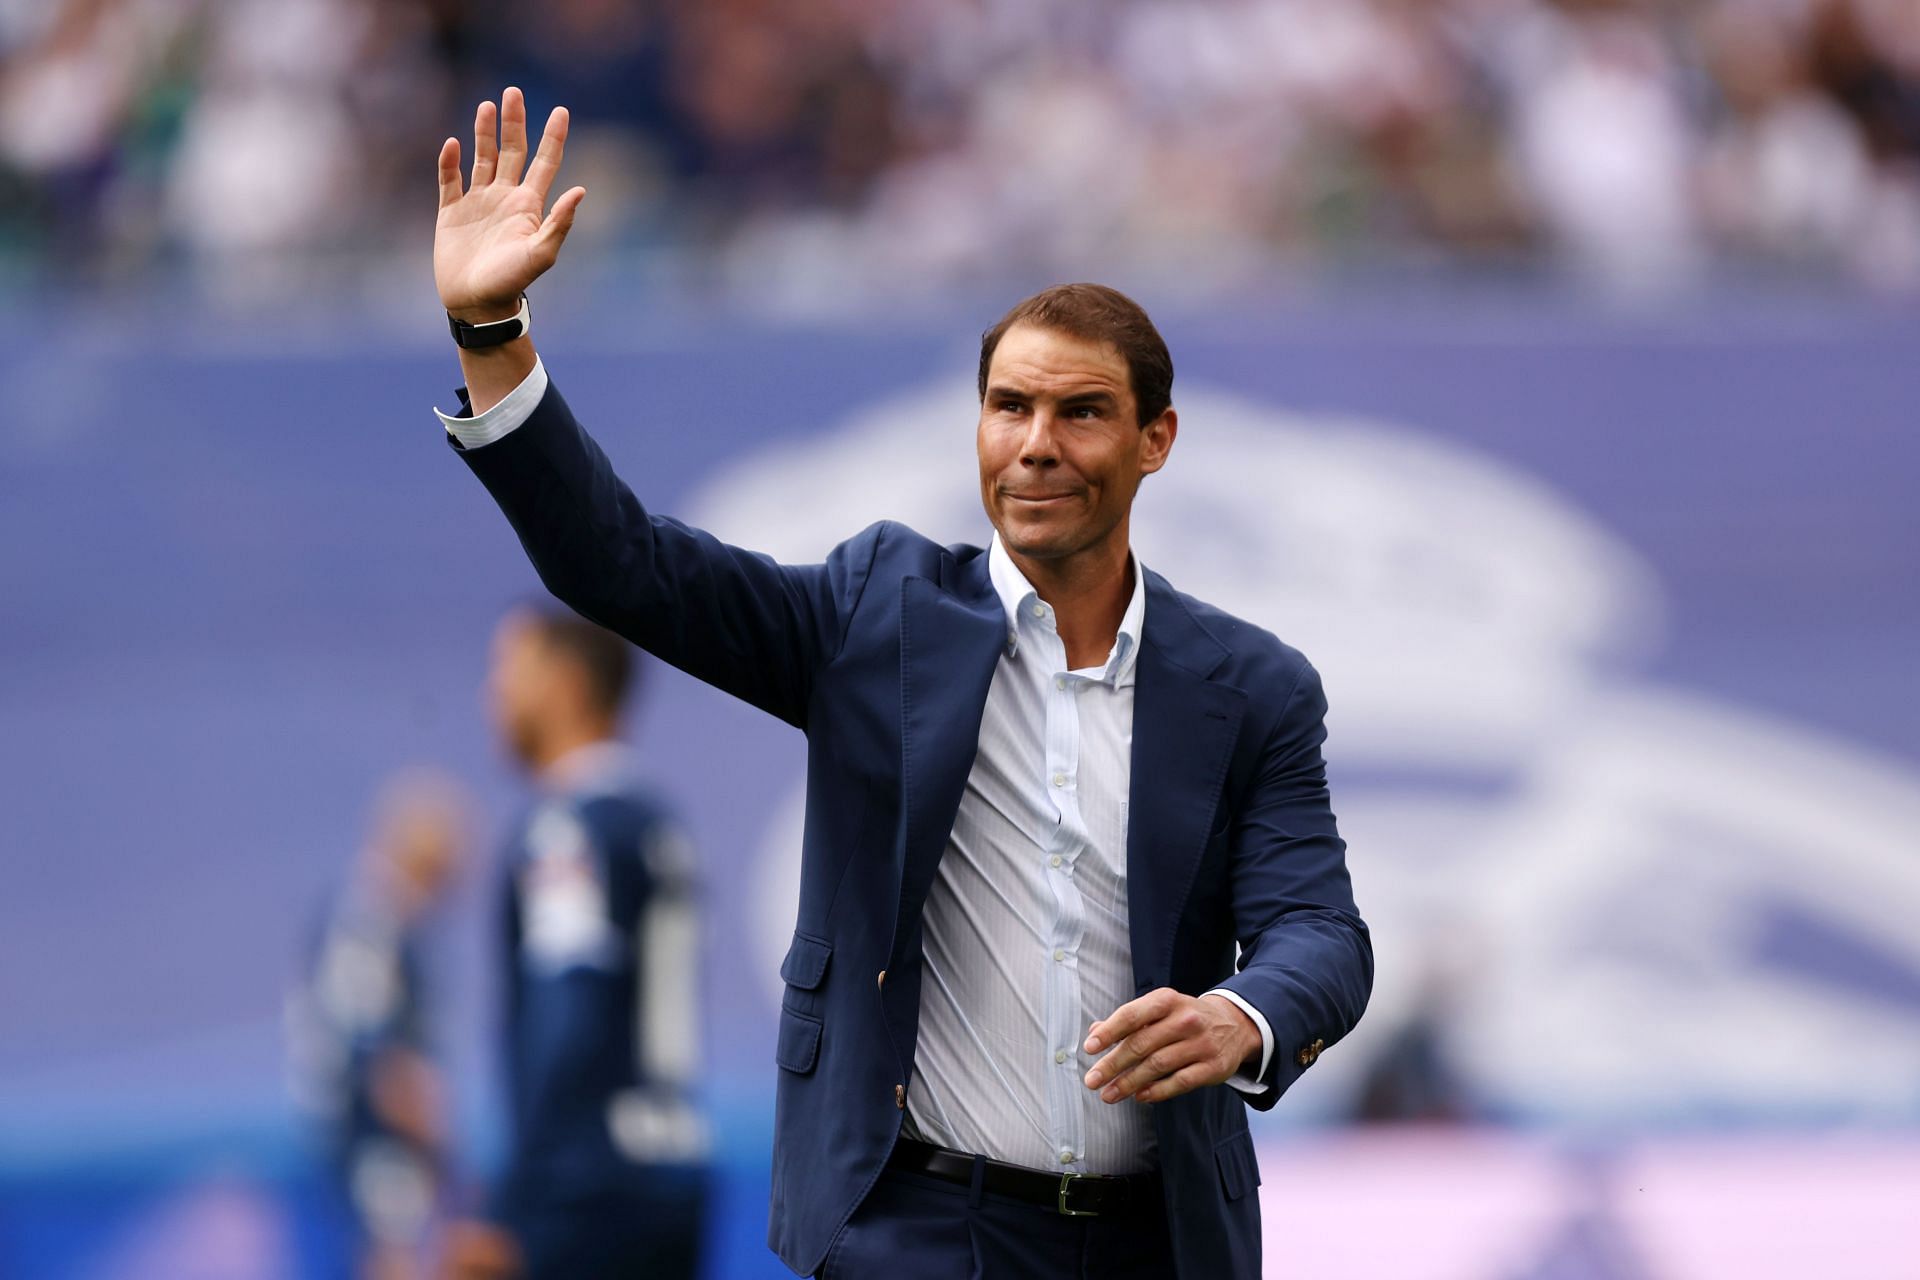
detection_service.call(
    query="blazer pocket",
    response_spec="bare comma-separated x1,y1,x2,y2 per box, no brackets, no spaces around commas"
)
775,930,831,1075
780,930,832,990
775,1005,823,1074
1213,1128,1261,1202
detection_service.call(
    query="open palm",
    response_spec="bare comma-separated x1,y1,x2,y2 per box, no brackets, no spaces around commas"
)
435,87,585,321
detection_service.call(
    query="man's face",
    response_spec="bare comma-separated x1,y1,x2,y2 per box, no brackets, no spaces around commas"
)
486,614,556,769
977,324,1175,568
374,785,466,918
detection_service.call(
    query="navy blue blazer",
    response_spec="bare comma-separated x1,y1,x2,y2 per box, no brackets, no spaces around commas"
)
454,379,1373,1279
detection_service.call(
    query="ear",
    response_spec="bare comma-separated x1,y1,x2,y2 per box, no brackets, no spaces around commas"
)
1138,406,1177,477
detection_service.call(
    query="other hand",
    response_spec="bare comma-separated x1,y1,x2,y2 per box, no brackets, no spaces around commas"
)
434,86,585,322
439,1220,522,1280
1082,989,1262,1105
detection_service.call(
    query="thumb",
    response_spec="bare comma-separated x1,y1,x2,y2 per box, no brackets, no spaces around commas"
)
536,186,586,255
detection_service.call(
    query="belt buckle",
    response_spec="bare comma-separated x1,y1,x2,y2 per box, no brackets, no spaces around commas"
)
1057,1171,1100,1217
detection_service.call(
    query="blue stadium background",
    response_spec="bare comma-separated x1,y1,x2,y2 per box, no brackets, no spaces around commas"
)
4,288,1917,1278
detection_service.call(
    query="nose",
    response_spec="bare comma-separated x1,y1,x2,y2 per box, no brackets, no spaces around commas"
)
1019,407,1061,468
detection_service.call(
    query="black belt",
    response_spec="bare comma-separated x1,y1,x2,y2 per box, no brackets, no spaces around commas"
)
886,1137,1159,1218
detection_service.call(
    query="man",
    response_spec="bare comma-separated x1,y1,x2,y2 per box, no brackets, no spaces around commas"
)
447,605,709,1279
430,88,1371,1278
288,773,469,1280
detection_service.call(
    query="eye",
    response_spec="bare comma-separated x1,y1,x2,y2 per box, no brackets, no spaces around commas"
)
1071,405,1102,420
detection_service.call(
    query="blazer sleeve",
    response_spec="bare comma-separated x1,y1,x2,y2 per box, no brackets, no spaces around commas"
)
452,376,883,729
1211,659,1374,1108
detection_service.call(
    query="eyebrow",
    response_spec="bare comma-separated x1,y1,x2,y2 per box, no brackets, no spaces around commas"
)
986,385,1120,408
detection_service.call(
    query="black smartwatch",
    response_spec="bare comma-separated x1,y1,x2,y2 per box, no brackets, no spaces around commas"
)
448,295,531,349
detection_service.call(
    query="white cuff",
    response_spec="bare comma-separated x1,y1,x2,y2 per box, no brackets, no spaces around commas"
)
1203,989,1274,1097
434,356,549,449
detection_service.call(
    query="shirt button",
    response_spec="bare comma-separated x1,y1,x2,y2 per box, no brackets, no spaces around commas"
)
1055,676,1067,690
1031,603,1046,618
1055,1050,1069,1064
1049,855,1063,868
1052,772,1067,788
1059,1149,1076,1165
1053,948,1067,962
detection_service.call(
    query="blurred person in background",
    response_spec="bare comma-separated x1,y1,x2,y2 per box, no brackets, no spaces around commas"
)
288,770,473,1280
1348,961,1477,1127
444,604,708,1280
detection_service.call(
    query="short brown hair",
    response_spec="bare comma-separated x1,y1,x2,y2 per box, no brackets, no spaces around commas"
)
524,604,636,714
978,283,1174,428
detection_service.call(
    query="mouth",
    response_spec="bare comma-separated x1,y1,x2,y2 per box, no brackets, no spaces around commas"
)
1004,492,1080,507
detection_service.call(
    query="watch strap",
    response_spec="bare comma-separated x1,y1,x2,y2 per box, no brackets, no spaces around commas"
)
448,295,531,349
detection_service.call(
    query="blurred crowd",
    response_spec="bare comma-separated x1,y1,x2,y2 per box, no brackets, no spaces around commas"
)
3,0,1918,298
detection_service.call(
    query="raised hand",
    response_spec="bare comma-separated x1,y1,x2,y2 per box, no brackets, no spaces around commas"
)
435,87,585,323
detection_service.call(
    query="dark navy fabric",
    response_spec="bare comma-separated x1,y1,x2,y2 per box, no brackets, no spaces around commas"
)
456,379,1373,1279
298,899,432,1174
509,1173,708,1280
493,776,708,1274
816,1165,1175,1280
291,896,445,1259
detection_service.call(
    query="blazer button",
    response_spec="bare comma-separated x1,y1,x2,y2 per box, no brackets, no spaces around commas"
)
1295,1038,1325,1069
894,1084,906,1109
877,969,887,990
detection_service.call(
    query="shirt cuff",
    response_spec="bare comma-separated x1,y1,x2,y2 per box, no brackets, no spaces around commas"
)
1203,988,1274,1097
434,356,548,449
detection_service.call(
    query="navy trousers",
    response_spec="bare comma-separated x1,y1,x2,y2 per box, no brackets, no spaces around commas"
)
816,1163,1177,1279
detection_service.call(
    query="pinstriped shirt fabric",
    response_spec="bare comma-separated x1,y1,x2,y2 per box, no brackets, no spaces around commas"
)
902,537,1164,1174
904,537,1274,1176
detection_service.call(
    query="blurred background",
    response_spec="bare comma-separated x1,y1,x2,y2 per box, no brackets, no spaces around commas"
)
2,0,1918,1277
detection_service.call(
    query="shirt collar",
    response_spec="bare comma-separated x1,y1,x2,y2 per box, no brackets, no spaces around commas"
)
987,533,1146,686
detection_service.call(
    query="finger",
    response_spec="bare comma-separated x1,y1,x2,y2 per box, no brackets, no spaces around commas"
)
1135,1060,1221,1105
1086,1007,1195,1091
471,99,498,186
1086,1012,1173,1086
437,137,463,208
1099,1037,1210,1102
531,186,586,264
523,106,570,203
497,86,529,185
1084,988,1176,1055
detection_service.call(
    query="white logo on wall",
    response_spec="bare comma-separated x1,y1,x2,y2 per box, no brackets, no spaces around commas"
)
686,378,1920,1125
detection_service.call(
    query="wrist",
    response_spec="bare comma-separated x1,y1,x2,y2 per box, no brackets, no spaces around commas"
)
456,333,533,361
446,298,523,326
449,295,531,351
1235,1018,1262,1071
1200,994,1258,1063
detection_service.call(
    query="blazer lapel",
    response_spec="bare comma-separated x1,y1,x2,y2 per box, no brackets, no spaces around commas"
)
1127,572,1246,991
896,553,1004,944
